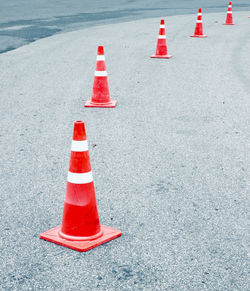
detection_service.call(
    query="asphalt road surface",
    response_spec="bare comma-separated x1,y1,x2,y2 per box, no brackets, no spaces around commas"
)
0,9,250,291
0,0,250,53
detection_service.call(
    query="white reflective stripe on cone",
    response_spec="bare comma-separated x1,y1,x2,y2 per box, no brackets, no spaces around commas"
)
71,140,88,152
158,35,166,39
96,55,105,61
227,11,232,13
95,71,108,77
196,20,203,23
197,13,202,16
228,5,232,7
159,25,165,28
67,171,93,184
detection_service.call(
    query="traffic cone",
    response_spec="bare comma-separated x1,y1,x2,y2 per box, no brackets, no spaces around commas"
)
190,8,207,38
224,2,234,25
40,121,121,252
151,19,172,59
85,46,117,108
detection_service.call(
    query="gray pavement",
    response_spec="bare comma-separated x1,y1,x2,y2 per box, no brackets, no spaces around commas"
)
0,11,250,290
0,0,250,53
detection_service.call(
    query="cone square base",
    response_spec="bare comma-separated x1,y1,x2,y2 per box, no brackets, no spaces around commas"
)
190,35,207,38
85,100,117,108
40,225,121,252
150,55,173,59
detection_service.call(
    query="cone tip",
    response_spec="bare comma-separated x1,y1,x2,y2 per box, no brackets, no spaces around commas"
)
160,19,165,25
229,2,232,5
73,121,87,141
98,46,104,55
198,8,202,13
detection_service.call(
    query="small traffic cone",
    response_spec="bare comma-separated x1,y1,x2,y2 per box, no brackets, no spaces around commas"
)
85,46,117,108
151,19,172,59
224,2,234,25
40,121,121,252
190,8,207,38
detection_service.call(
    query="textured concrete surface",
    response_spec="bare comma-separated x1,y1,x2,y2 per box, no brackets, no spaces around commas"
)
0,0,250,53
0,11,249,290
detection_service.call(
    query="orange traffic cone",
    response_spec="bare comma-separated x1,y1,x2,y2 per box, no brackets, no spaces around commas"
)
151,19,172,59
224,2,235,25
85,46,117,108
190,8,207,38
40,121,121,252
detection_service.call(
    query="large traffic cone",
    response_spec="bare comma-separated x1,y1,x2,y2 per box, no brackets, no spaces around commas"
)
40,121,121,252
151,19,172,59
85,46,117,108
224,2,235,25
190,8,207,38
